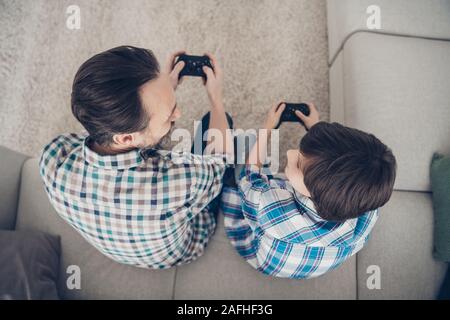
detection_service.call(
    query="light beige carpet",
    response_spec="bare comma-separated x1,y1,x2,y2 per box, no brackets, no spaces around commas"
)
0,0,329,169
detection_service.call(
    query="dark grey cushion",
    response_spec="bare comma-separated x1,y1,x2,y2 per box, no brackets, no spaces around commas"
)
0,230,61,300
0,146,28,230
430,153,450,262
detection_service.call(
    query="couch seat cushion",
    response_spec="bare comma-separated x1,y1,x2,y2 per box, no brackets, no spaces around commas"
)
15,159,176,300
174,214,357,299
357,191,447,299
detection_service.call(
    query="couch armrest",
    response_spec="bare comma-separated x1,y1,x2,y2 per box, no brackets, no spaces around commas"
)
327,0,450,65
0,146,29,230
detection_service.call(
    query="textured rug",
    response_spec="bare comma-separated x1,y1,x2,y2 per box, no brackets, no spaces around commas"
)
0,0,329,169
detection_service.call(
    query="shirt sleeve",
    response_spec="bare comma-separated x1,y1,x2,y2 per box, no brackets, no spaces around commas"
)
185,153,230,216
39,132,88,193
238,164,298,236
238,164,272,223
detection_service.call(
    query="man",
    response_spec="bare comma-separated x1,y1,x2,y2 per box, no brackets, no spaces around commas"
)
39,46,234,269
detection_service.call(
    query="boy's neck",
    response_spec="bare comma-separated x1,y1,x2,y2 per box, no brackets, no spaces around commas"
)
287,176,311,198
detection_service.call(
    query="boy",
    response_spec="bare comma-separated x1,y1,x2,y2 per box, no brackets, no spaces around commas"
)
221,102,396,278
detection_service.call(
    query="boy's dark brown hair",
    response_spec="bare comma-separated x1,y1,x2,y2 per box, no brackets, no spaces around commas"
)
300,122,396,222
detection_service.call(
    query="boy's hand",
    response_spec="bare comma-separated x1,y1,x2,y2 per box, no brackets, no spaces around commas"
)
295,102,320,130
202,53,223,108
164,50,186,90
264,102,286,130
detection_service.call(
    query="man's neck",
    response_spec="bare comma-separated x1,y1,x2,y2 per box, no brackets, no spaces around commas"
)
90,140,134,156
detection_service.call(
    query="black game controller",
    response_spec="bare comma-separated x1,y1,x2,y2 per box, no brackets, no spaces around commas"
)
276,103,310,128
176,54,213,80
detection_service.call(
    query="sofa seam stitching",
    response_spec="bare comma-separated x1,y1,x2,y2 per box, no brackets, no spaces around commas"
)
171,267,178,300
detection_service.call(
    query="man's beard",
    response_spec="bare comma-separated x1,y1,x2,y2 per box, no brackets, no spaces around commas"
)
151,124,175,150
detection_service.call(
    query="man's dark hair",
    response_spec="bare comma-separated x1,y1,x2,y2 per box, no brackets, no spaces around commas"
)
300,122,396,222
71,46,160,146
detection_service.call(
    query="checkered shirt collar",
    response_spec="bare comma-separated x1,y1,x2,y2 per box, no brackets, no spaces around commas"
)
283,180,325,221
82,136,171,170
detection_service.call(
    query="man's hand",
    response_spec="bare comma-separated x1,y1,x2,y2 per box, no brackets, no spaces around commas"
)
264,102,286,130
164,50,186,90
295,102,320,130
202,53,233,157
202,53,223,108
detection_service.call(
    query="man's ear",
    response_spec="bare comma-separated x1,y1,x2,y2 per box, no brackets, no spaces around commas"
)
112,133,134,146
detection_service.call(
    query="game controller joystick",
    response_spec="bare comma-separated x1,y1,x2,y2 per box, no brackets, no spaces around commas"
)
176,54,213,80
277,103,310,128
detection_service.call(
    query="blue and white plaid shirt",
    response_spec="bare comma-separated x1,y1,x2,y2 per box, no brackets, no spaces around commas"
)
39,132,228,269
221,165,378,279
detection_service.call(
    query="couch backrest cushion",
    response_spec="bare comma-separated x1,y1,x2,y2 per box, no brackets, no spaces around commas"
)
331,32,450,192
327,0,450,63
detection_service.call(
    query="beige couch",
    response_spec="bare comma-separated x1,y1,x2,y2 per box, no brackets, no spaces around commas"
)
1,0,449,299
327,0,450,299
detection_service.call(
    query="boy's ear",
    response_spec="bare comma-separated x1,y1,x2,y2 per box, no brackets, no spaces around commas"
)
298,151,308,172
